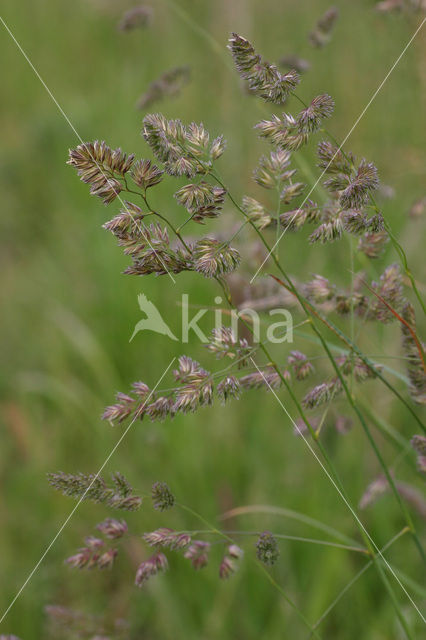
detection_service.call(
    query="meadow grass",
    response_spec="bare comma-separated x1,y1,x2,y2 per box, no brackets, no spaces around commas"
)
0,1,425,638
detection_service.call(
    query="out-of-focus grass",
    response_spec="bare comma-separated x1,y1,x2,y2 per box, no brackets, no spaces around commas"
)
0,0,425,638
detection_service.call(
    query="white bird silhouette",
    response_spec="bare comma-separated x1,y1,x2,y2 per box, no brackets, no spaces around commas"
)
129,294,178,342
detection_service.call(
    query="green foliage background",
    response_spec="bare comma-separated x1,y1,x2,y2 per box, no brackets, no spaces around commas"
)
0,0,425,637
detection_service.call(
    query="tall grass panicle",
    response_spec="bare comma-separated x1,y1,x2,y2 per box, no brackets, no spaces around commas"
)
52,23,425,640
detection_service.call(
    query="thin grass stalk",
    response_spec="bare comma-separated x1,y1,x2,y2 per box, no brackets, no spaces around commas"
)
210,169,424,431
214,282,415,633
220,505,361,547
177,503,322,638
204,174,426,569
311,527,411,634
315,125,425,316
257,562,323,640
282,284,425,431
359,401,411,453
126,166,425,576
125,181,419,634
173,529,366,553
163,0,425,315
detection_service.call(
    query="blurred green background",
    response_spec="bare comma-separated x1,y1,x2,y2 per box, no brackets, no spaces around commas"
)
0,0,425,638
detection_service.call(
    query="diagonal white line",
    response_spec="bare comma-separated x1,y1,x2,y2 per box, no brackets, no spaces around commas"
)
0,15,177,283
0,358,176,626
312,527,409,632
249,357,426,625
250,16,426,283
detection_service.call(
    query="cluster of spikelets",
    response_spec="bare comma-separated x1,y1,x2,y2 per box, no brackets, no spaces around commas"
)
52,478,280,589
104,214,192,277
67,31,388,285
68,141,134,204
145,532,247,581
47,471,142,510
279,7,339,73
68,118,242,280
117,5,152,31
302,355,381,410
411,435,426,473
138,531,245,584
175,181,226,222
401,304,426,404
359,471,426,517
118,4,192,111
59,27,426,614
50,470,425,593
302,264,404,320
101,335,387,426
108,220,239,278
227,33,301,104
142,114,226,177
375,0,426,12
67,120,225,190
255,94,334,152
101,339,314,425
227,35,387,257
243,143,386,254
67,31,425,432
137,65,191,110
308,6,339,47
